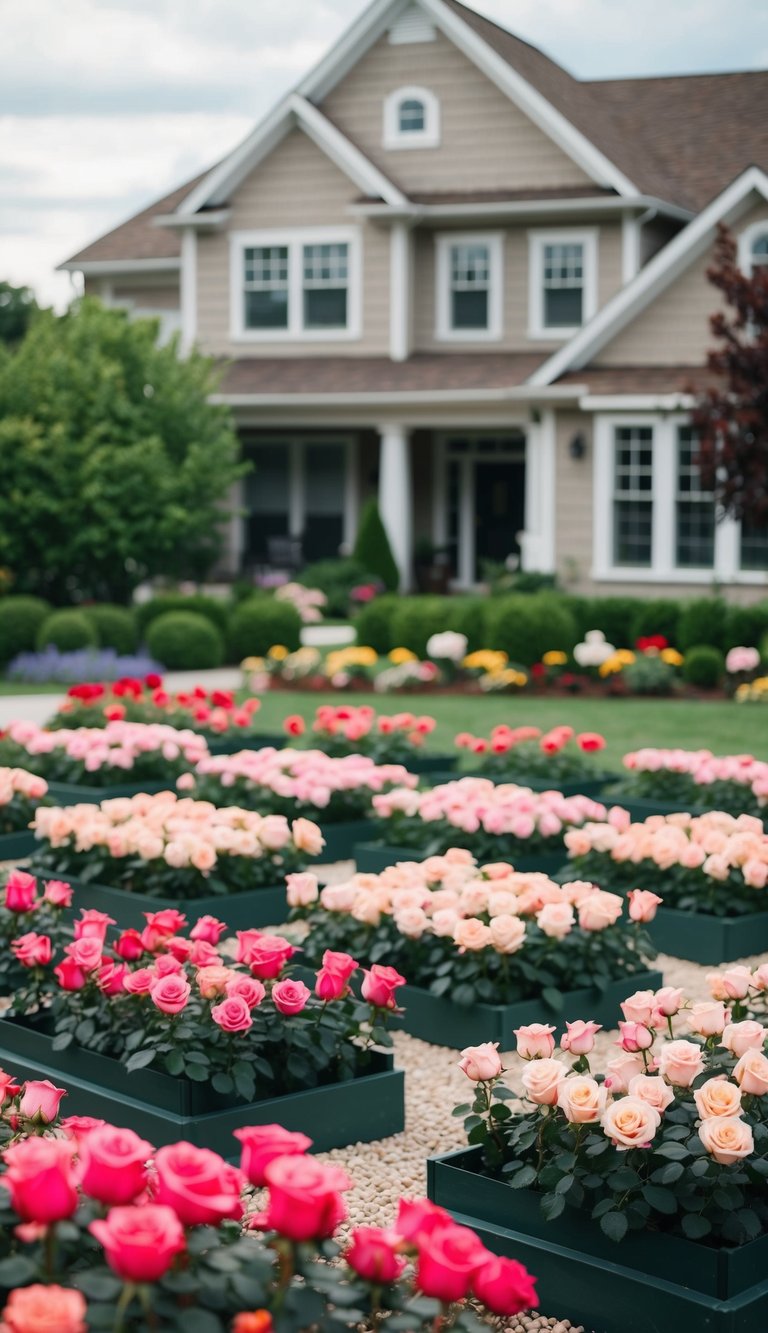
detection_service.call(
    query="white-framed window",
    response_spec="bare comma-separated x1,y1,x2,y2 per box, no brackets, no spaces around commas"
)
528,229,598,339
230,227,361,342
435,232,503,342
593,414,768,584
738,220,768,275
383,86,440,149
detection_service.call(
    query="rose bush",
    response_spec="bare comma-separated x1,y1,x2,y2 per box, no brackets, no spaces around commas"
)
564,809,768,916
179,746,418,824
29,791,324,900
455,724,609,785
457,984,768,1247
0,870,73,999
50,677,264,739
371,778,607,862
608,747,768,819
0,766,49,835
293,853,655,1009
296,704,438,764
0,720,209,787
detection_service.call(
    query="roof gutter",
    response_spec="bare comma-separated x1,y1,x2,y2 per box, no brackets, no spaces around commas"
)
350,195,694,223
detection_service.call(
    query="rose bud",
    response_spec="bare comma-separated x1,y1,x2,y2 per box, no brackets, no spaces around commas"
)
4,871,37,912
654,986,684,1018
79,1125,154,1206
458,1043,502,1082
17,1079,67,1125
617,1021,653,1053
627,889,663,923
360,964,405,1009
234,1124,312,1188
560,1019,601,1056
346,1226,405,1283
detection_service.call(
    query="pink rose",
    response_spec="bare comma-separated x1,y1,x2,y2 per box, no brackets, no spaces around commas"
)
65,937,103,972
560,1020,601,1056
658,1040,705,1087
361,964,405,1010
225,975,266,1008
721,1021,768,1058
272,978,311,1016
154,1142,245,1226
628,889,663,922
237,932,295,979
521,1058,566,1105
514,1023,556,1060
11,932,52,968
715,966,754,1001
263,1155,351,1240
472,1252,537,1317
698,1116,754,1164
74,909,115,943
18,1079,66,1124
654,987,684,1017
617,1021,653,1053
621,991,657,1026
286,872,319,908
114,929,144,961
346,1225,405,1284
123,967,155,995
79,1125,153,1205
688,1001,729,1038
149,973,191,1015
628,1074,674,1112
3,1138,78,1222
578,890,624,931
211,995,253,1033
42,880,73,908
536,902,574,939
4,871,37,912
416,1221,488,1303
190,914,226,944
235,1124,312,1187
54,958,87,991
90,1204,186,1281
458,1043,502,1082
601,1096,661,1150
604,1051,645,1093
733,1049,768,1095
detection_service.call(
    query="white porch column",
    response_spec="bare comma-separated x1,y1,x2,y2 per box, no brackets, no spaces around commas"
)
520,408,556,572
378,422,412,590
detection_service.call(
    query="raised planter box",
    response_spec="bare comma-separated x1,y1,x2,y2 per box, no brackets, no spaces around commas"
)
0,830,37,861
24,870,290,932
428,1146,768,1333
353,841,568,877
202,733,287,756
45,780,169,806
645,904,768,965
405,753,457,776
316,819,375,863
0,1017,404,1158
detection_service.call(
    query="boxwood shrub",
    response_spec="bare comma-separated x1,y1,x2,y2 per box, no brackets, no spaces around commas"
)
723,600,768,650
135,593,230,639
227,597,302,661
486,593,578,666
390,598,452,659
83,604,137,655
682,644,725,689
0,596,52,665
353,595,399,655
630,598,683,647
146,611,224,670
36,609,98,653
678,598,728,653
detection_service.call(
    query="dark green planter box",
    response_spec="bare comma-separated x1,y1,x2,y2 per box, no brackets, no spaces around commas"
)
428,1147,768,1333
25,870,289,932
0,1018,404,1158
384,970,663,1049
480,775,615,799
406,754,457,776
608,797,707,821
646,905,768,965
0,830,36,861
316,819,375,863
202,733,286,756
46,780,169,806
353,842,567,877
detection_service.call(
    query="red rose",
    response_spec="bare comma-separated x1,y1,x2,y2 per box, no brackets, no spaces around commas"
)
90,1204,185,1282
211,995,253,1033
104,704,126,721
346,1226,405,1282
54,958,87,991
271,978,311,1015
154,1142,245,1226
283,715,305,737
263,1156,351,1241
234,1124,312,1187
472,1252,538,1315
4,871,37,912
18,1079,67,1125
80,1125,153,1205
114,929,144,961
321,950,358,982
416,1221,488,1302
577,732,606,752
144,673,163,688
11,932,51,967
360,964,405,1010
3,1138,78,1222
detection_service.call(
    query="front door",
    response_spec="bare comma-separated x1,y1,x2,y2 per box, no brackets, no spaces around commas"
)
474,459,525,577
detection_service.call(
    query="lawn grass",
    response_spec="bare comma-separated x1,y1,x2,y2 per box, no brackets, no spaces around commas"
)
0,682,71,695
253,692,768,766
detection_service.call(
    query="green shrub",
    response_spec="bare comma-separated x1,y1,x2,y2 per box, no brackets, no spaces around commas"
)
227,597,302,662
36,609,98,653
678,598,728,653
486,594,578,666
560,595,593,640
451,597,488,653
352,499,400,592
631,599,683,647
135,594,230,640
761,631,768,664
297,559,374,618
83,604,137,655
580,597,641,648
623,654,676,696
146,612,224,671
0,596,52,665
723,601,768,650
390,598,451,659
682,644,725,689
354,596,398,655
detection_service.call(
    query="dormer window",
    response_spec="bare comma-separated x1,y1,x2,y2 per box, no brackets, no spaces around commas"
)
383,86,440,149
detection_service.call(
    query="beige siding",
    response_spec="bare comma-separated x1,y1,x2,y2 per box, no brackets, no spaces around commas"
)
112,285,179,310
321,27,592,193
413,223,624,352
196,129,390,357
554,411,594,584
599,200,768,366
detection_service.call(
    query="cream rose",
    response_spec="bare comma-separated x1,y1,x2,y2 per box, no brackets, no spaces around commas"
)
627,1074,674,1112
601,1096,661,1151
658,1040,705,1088
536,902,574,939
453,918,493,951
693,1077,743,1120
578,891,624,931
721,1021,768,1059
557,1076,606,1124
698,1116,754,1164
521,1058,566,1106
488,914,526,954
733,1049,768,1095
620,990,657,1026
687,1001,730,1038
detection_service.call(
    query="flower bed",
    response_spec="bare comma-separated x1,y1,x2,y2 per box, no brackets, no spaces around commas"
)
0,720,210,799
27,792,324,930
0,766,50,858
0,1082,524,1331
429,986,768,1333
179,747,419,862
365,778,607,871
287,703,456,774
1,909,405,1153
293,855,660,1048
455,725,613,797
607,747,768,821
564,809,768,962
51,677,275,748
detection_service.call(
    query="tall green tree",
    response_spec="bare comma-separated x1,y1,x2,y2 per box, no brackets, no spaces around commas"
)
0,299,246,603
0,281,39,345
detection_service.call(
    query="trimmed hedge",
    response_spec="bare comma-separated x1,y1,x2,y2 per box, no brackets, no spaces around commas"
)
389,598,449,660
678,598,729,653
135,594,230,639
227,597,302,662
682,644,725,688
0,596,52,665
83,604,137,655
486,593,578,666
723,601,768,650
631,599,682,647
578,597,641,648
36,609,98,653
146,612,224,671
353,596,399,656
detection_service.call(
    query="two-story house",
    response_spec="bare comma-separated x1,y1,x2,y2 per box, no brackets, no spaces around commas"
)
61,0,768,597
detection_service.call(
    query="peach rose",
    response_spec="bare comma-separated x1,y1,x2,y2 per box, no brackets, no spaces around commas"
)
488,915,526,954
713,965,754,1000
453,918,493,951
698,1116,754,1164
654,986,684,1018
291,817,325,857
536,902,574,939
521,1058,566,1106
627,889,663,923
578,891,624,931
557,1076,606,1124
195,965,233,999
658,1040,705,1087
733,1049,768,1095
627,1074,674,1112
620,991,657,1026
285,873,319,908
458,1043,502,1082
514,1023,556,1060
721,1020,768,1058
604,1052,645,1093
601,1096,661,1150
694,1077,743,1120
687,1001,730,1038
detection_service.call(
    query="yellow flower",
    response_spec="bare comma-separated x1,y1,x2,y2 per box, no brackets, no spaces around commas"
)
389,647,418,665
542,650,567,666
268,644,289,660
240,656,265,671
598,650,636,678
463,650,508,671
661,648,684,666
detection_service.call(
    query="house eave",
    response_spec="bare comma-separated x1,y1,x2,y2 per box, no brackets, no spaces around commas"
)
57,257,182,275
154,210,231,230
350,195,694,223
210,384,586,409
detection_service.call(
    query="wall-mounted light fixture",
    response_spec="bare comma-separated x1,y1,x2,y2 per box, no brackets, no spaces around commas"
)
569,432,587,461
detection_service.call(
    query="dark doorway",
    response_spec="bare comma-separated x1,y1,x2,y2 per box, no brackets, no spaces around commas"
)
474,460,525,577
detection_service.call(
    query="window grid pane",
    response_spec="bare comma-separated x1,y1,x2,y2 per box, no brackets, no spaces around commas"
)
244,246,288,287
450,244,490,289
542,242,584,327
543,243,583,287
399,98,425,132
675,427,714,567
302,243,348,286
613,427,654,566
741,521,768,570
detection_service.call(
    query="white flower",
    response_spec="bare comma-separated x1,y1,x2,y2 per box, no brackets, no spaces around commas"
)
574,629,616,668
426,631,468,662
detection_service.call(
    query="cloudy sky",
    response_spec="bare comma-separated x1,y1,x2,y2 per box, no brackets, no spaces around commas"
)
2,0,766,307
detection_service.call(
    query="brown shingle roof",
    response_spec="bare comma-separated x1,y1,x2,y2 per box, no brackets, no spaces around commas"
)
64,171,209,266
218,352,548,396
556,365,716,393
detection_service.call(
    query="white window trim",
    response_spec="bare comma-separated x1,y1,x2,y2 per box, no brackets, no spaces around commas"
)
738,218,768,274
383,85,440,149
592,413,768,586
527,228,598,341
435,231,503,343
229,226,362,343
